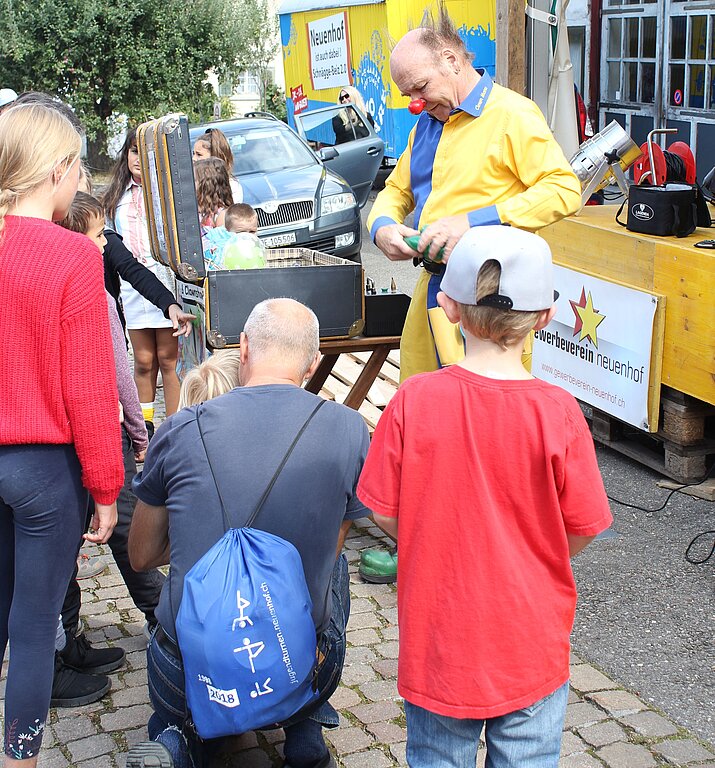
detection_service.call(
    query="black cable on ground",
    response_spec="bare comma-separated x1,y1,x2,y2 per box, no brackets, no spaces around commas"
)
605,463,714,564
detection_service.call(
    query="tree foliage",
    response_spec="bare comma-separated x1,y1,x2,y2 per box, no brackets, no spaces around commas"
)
0,0,252,164
235,0,281,112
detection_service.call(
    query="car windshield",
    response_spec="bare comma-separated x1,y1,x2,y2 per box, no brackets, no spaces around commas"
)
224,127,318,176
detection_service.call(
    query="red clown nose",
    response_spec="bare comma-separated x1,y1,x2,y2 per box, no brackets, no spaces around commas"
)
408,98,426,115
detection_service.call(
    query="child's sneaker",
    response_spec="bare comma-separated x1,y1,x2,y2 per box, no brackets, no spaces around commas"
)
61,632,125,674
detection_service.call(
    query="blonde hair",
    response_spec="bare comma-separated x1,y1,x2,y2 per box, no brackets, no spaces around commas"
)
458,260,541,349
337,86,368,129
0,103,82,237
178,350,241,408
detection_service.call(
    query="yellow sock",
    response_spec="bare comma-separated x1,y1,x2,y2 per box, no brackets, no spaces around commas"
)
141,402,155,422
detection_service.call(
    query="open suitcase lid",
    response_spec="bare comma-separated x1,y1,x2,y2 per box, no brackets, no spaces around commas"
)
137,114,206,282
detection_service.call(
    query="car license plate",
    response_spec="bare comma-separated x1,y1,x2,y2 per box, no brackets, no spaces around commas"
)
261,232,297,248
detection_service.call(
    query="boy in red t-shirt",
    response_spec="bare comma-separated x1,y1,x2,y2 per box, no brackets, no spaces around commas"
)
357,226,612,768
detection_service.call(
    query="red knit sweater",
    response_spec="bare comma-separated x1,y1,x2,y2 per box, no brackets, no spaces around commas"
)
0,216,123,504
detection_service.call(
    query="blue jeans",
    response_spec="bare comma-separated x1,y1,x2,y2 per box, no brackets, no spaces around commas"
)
147,554,350,768
405,681,569,768
0,445,89,760
62,426,164,633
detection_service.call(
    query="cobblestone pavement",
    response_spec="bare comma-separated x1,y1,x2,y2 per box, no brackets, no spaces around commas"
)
1,519,713,768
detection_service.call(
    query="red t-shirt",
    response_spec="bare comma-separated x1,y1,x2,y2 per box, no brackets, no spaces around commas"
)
357,366,612,719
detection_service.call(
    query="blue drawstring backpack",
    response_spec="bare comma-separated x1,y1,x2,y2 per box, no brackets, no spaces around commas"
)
175,401,325,739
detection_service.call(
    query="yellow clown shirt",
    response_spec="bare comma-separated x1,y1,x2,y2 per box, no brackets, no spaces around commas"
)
367,70,582,381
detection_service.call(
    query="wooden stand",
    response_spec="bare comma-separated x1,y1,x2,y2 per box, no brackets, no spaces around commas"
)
542,208,715,485
305,336,401,430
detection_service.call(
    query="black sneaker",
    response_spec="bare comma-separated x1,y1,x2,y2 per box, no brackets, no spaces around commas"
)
145,420,155,442
61,632,126,674
51,653,111,708
125,742,174,767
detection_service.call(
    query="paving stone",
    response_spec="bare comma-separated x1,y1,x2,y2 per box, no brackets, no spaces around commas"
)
367,721,407,743
564,701,606,729
349,582,382,598
379,607,398,625
347,612,383,630
371,591,397,609
85,611,122,629
125,650,148,670
577,720,627,747
95,587,129,601
561,731,589,756
620,711,679,738
380,626,400,641
570,664,620,693
340,748,393,768
100,703,153,731
375,640,399,659
345,646,377,665
111,684,152,708
66,733,117,763
79,600,110,616
568,688,580,704
358,679,401,702
652,739,714,764
330,685,363,709
350,598,375,615
326,726,374,753
125,620,147,637
344,536,377,550
372,658,398,679
596,741,657,768
559,755,604,768
52,715,98,743
77,755,114,768
259,728,285,744
102,624,124,640
390,741,407,765
36,748,69,768
588,690,648,717
122,668,148,688
347,628,381,647
115,634,150,653
349,700,403,726
570,651,584,665
341,662,378,686
123,726,149,750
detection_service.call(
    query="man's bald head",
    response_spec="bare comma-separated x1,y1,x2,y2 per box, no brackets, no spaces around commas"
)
390,12,476,122
242,298,320,381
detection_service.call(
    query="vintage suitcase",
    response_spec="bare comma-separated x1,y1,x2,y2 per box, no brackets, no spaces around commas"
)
136,114,205,282
205,249,365,347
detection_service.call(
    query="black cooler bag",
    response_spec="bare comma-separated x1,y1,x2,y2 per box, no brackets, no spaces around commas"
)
617,183,711,238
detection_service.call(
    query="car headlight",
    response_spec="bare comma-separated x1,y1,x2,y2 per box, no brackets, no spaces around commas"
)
320,192,356,217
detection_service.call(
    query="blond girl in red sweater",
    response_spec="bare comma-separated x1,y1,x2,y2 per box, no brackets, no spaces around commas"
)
0,103,123,768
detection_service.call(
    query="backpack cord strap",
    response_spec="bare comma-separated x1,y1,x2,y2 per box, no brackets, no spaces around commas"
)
196,399,325,532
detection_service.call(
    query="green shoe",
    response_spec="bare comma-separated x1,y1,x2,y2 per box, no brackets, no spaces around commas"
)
359,548,397,584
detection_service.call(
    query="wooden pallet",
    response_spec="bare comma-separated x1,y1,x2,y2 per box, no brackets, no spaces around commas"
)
317,352,400,432
582,388,715,485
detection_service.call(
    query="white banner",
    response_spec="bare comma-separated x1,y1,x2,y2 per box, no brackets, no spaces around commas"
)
307,12,351,90
532,266,658,430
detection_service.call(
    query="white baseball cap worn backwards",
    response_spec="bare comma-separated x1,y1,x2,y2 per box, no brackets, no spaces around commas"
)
440,225,557,311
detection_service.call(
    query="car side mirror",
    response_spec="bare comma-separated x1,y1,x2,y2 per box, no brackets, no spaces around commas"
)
317,146,339,161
